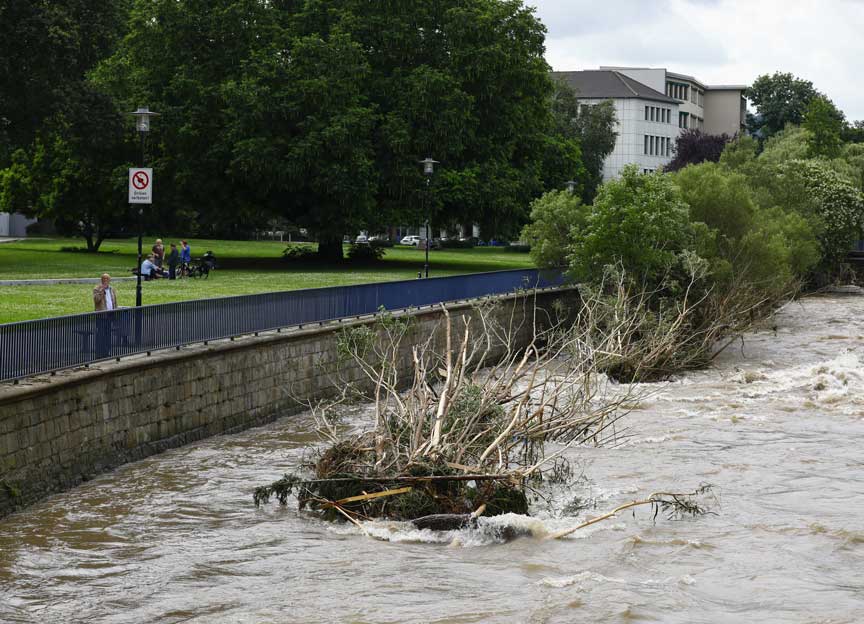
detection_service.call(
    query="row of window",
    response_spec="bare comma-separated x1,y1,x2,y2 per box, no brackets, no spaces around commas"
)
644,105,671,123
666,82,688,102
642,168,656,174
677,112,705,130
666,82,704,108
644,135,672,157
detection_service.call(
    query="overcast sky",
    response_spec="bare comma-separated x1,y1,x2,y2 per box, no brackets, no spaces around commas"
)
529,0,864,120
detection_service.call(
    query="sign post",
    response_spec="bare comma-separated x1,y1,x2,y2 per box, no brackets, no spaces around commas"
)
129,167,152,323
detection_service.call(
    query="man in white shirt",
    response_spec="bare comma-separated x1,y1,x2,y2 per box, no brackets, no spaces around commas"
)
93,273,120,357
93,273,118,311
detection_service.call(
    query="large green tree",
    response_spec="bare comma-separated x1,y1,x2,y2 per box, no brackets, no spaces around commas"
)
0,0,128,162
0,90,131,250
803,96,844,159
93,0,285,239
746,72,843,142
746,72,817,139
97,0,574,257
550,79,617,204
0,0,132,250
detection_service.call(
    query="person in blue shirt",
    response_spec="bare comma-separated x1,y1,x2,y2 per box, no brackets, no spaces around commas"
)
140,254,163,280
180,240,192,277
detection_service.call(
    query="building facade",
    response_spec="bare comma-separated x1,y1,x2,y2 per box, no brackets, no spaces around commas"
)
0,212,35,237
554,66,747,180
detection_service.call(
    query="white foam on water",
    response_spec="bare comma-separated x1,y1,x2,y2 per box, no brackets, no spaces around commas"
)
539,570,627,588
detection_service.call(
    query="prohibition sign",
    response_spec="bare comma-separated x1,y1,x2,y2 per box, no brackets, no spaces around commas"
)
129,167,153,204
132,170,150,190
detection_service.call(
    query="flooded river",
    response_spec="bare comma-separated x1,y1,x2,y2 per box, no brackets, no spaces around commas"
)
2,294,864,623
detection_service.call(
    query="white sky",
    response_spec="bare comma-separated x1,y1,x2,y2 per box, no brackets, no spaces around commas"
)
529,0,864,120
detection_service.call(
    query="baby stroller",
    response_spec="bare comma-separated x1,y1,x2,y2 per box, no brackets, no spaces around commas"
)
187,251,217,278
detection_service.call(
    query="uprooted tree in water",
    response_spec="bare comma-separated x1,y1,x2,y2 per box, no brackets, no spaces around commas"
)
254,294,716,533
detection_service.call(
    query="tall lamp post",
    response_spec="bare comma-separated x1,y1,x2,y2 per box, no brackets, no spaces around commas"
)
419,157,438,278
129,107,159,307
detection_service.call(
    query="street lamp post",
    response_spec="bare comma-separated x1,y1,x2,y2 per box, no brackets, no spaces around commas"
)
419,157,438,278
565,180,577,194
129,107,159,307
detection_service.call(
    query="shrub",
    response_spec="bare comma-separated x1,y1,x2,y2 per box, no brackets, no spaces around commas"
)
521,189,587,268
776,159,864,266
347,242,385,262
665,129,732,172
674,162,755,241
282,244,317,261
570,166,692,286
440,238,474,249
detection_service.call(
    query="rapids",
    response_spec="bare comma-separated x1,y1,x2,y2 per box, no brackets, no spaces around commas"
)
2,294,864,623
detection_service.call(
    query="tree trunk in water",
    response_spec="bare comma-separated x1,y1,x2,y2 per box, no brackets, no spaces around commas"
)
317,235,344,262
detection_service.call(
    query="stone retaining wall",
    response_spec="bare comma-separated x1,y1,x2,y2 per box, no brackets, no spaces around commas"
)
0,289,578,518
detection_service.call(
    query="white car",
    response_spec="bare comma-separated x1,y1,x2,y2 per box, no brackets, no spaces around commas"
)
355,234,368,244
400,235,421,246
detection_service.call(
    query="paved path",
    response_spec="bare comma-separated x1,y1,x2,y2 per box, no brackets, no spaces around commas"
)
0,277,138,287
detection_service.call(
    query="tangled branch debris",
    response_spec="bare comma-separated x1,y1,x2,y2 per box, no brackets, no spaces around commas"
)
546,484,717,539
255,294,648,521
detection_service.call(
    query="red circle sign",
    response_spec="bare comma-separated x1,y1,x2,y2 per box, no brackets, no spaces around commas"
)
132,171,150,190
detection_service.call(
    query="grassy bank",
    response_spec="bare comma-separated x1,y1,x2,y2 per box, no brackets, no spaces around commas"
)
0,238,533,323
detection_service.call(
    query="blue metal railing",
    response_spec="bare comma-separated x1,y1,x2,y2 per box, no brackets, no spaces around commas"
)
0,268,566,382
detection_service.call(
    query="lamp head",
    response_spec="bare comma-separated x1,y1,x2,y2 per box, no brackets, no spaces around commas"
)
419,157,439,176
130,107,160,132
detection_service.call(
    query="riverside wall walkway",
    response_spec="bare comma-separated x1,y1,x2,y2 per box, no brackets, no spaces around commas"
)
0,288,578,518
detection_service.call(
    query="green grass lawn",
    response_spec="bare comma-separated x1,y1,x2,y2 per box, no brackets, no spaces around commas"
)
0,237,534,323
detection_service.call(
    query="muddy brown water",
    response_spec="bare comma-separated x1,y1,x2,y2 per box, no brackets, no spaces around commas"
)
2,295,864,623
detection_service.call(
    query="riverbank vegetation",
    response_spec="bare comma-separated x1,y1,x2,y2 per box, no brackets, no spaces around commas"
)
523,86,864,381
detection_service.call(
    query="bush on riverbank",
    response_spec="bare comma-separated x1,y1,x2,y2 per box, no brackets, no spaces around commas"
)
523,162,825,381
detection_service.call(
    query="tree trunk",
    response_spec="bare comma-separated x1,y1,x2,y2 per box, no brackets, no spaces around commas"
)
317,235,344,262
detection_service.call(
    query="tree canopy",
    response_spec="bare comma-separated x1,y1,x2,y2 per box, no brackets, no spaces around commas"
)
88,0,578,257
550,79,617,204
745,72,843,142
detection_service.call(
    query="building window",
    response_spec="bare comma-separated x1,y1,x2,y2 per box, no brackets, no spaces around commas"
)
678,112,689,129
666,138,671,156
645,106,649,121
644,135,649,155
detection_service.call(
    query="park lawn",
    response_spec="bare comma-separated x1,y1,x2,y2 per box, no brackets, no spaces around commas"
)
0,238,534,323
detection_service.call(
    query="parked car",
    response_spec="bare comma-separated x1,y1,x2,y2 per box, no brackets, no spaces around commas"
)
400,235,421,246
355,234,368,244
